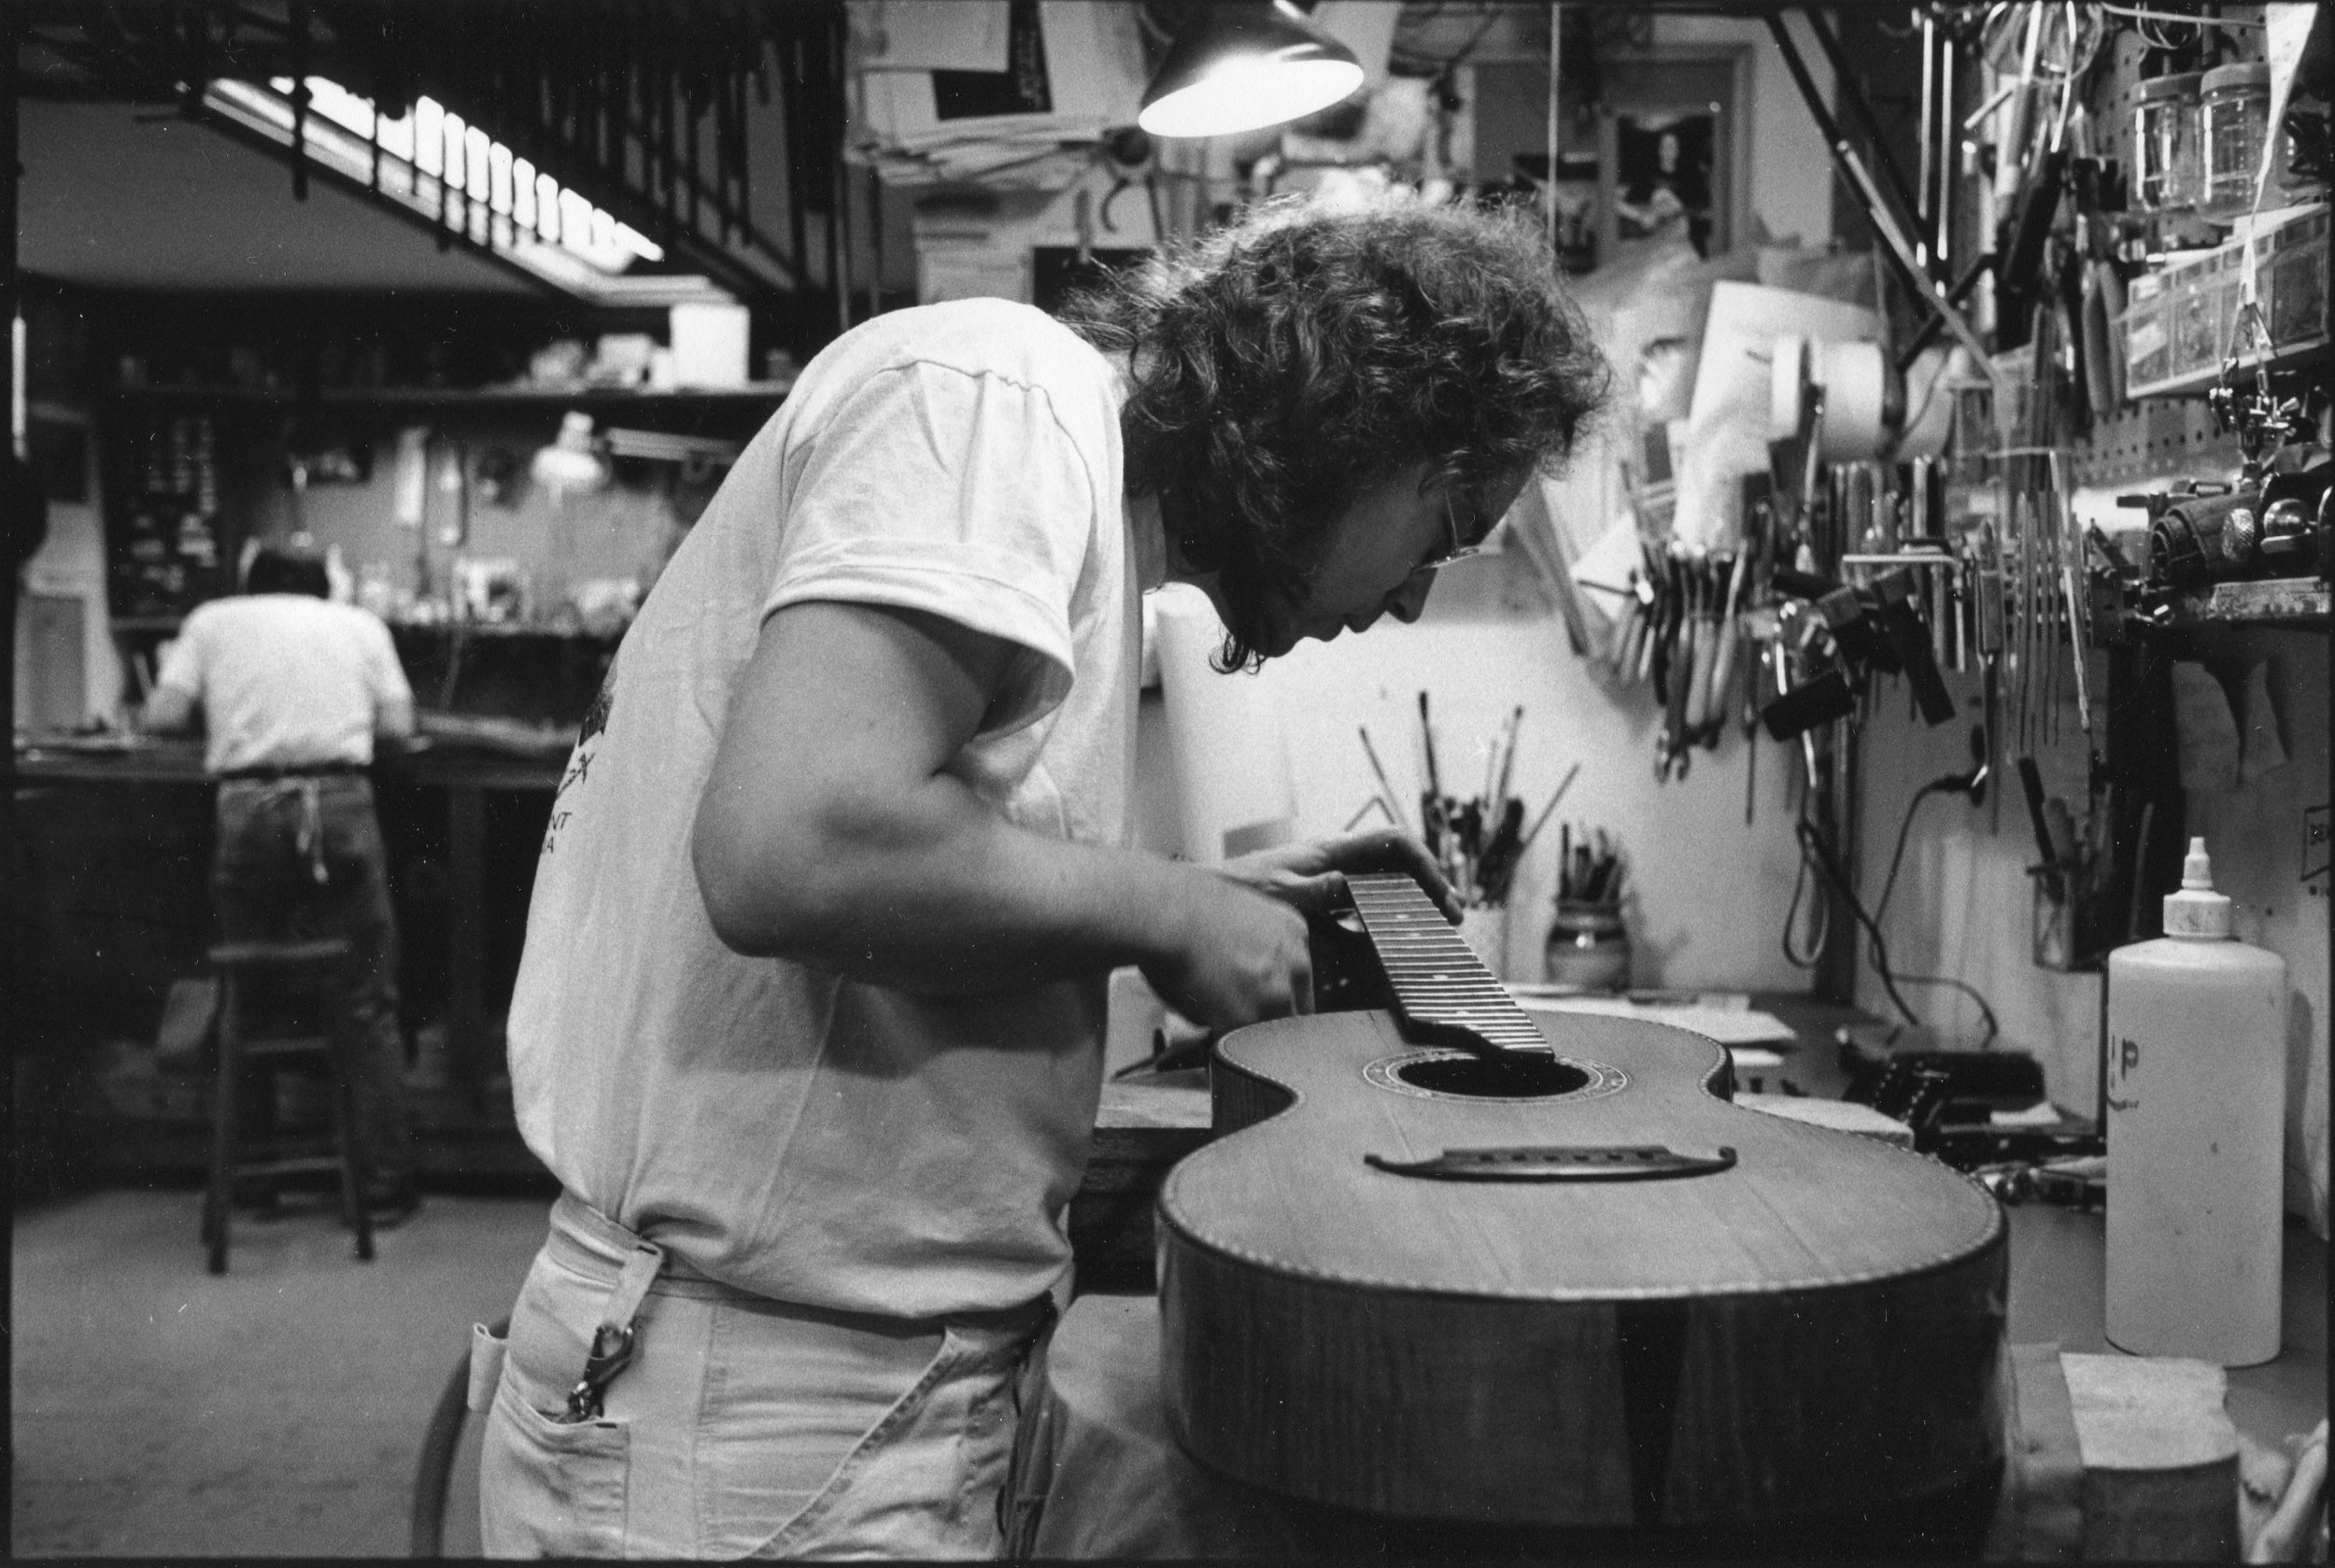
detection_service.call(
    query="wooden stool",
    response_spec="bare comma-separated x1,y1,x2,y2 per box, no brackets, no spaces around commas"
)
203,938,375,1274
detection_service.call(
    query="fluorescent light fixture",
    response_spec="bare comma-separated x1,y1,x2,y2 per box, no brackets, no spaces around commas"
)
1138,2,1365,139
262,77,663,268
203,75,725,304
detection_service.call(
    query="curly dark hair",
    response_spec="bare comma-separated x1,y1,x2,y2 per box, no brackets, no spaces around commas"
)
1063,193,1609,667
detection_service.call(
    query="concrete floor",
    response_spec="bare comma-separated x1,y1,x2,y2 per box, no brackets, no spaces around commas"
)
12,1184,551,1558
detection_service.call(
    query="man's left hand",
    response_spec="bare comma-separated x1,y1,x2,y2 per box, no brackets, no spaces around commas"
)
1215,828,1462,923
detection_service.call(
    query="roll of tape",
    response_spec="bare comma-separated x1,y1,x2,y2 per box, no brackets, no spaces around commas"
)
1769,335,1809,440
1814,340,1887,462
1894,345,1959,460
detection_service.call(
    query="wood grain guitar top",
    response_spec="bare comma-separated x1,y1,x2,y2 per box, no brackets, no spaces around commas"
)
1160,1009,2003,1302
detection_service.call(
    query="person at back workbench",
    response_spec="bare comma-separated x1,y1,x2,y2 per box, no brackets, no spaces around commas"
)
141,543,421,1224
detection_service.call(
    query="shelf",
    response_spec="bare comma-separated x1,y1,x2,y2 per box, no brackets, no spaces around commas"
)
389,620,625,642
116,614,627,640
2124,339,2331,402
2164,576,2331,629
101,382,792,411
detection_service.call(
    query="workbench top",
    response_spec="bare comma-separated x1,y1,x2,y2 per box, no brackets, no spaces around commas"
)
13,730,568,790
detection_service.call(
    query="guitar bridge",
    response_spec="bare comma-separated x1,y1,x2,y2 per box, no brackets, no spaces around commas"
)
1364,1144,1737,1181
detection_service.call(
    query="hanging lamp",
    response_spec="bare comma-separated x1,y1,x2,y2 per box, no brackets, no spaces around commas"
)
1137,2,1366,139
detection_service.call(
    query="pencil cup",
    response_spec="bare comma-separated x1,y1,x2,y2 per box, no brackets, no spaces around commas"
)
1458,902,1509,981
1543,901,1629,992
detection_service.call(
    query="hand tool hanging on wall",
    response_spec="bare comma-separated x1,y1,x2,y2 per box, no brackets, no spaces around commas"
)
1701,549,1751,750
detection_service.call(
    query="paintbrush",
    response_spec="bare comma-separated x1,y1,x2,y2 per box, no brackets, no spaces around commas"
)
1357,727,1408,833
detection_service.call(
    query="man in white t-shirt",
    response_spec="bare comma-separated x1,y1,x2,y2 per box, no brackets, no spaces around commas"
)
478,194,1608,1558
144,545,419,1221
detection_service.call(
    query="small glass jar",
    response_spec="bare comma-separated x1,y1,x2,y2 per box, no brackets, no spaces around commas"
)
1542,901,1629,993
2200,62,2271,218
2133,72,2203,214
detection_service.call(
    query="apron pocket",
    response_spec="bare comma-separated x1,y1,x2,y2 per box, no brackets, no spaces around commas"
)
481,1378,630,1558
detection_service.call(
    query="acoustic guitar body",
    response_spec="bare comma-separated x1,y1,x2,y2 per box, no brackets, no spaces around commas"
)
1156,887,2006,1532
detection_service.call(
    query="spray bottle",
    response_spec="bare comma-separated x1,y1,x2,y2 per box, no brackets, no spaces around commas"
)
2104,837,2288,1365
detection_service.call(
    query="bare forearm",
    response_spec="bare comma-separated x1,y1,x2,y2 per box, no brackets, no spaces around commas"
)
697,770,1204,995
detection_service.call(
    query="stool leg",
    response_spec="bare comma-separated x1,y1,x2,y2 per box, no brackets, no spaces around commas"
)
205,971,240,1275
329,1015,375,1264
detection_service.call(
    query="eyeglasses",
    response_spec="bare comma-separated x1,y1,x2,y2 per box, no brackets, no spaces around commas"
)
1418,489,1483,573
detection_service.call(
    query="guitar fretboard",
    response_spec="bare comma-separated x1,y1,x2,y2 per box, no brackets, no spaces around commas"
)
1347,873,1546,1056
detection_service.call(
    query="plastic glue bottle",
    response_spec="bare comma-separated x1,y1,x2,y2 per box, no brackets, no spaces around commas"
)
2104,837,2288,1365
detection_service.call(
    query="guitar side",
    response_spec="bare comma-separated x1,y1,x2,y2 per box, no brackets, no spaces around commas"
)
1156,1010,2007,1529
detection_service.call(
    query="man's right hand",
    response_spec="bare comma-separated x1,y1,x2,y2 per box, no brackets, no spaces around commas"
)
1139,872,1314,1033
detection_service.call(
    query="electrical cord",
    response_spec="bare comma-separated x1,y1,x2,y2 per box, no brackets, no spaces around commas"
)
1780,840,1830,970
1793,812,2002,1049
1870,776,2002,1047
1875,776,1960,930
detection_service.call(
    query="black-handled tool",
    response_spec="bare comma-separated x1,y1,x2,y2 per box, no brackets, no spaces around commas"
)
2017,756,2066,902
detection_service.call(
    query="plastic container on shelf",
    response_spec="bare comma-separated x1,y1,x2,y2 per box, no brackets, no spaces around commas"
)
2200,62,2272,219
2132,71,2204,214
1542,902,1629,993
2103,838,2288,1367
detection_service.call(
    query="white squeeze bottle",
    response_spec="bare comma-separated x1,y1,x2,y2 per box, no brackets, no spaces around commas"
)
2104,837,2288,1365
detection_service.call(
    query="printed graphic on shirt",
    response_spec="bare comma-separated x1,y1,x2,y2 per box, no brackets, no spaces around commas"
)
544,655,616,856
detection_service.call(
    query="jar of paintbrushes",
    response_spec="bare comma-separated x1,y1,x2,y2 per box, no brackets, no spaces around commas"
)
1543,826,1629,992
1357,699,1578,984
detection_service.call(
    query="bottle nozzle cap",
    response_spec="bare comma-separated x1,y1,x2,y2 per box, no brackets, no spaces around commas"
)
2163,836,2231,938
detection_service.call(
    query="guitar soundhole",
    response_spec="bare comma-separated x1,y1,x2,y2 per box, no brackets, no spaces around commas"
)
1394,1054,1592,1099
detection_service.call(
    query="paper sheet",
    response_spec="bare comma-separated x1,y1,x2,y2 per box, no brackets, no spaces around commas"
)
2172,660,2242,794
1153,584,1297,863
2237,659,2289,784
1518,995,1798,1048
857,1,1011,74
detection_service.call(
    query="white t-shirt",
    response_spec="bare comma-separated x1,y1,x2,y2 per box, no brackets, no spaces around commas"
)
155,594,412,774
506,300,1163,1318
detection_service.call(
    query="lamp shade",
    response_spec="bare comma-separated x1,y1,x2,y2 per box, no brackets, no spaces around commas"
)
1138,1,1366,139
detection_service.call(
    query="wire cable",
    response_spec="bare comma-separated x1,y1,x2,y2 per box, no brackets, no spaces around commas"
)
1780,816,1831,969
1795,813,2002,1049
1875,778,1956,930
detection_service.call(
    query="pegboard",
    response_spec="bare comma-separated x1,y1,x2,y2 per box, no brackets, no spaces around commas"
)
2059,7,2270,490
2072,396,2242,487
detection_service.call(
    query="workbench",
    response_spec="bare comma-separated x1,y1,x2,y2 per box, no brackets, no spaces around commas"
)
13,730,563,1136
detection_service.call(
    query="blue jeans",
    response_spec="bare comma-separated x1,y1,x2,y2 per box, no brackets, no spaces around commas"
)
475,1194,1054,1559
211,774,412,1186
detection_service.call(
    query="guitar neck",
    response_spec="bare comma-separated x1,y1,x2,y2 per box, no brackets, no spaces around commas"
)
1347,874,1545,1057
